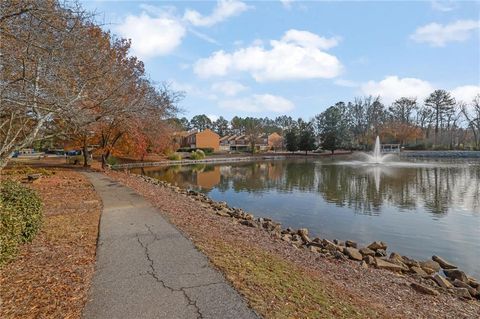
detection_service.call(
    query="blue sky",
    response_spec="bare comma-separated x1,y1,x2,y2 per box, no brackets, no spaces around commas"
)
81,0,480,120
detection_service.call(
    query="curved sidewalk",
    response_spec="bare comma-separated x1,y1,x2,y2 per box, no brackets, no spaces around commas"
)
82,172,258,319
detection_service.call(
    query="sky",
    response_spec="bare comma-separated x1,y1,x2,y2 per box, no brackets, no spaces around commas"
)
80,0,480,120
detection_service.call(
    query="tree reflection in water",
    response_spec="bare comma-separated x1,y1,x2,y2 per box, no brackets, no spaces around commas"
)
134,159,480,217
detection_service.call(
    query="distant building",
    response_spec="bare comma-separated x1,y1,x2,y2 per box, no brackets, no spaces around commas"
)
219,132,283,152
174,129,220,151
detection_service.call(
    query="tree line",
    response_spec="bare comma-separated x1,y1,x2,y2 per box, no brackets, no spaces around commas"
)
2,1,479,167
0,0,180,169
178,90,480,153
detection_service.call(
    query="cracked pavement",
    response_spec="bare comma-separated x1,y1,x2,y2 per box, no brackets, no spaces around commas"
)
82,172,259,319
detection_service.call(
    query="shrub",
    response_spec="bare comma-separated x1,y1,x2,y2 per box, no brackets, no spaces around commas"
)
190,150,206,160
178,147,213,154
199,147,214,155
432,145,450,151
105,156,118,166
0,180,42,266
168,153,182,161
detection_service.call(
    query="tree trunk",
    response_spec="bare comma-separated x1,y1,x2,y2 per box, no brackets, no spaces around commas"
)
83,147,90,167
82,138,90,167
101,152,109,169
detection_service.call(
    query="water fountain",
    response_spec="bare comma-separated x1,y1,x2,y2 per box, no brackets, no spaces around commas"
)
360,136,395,164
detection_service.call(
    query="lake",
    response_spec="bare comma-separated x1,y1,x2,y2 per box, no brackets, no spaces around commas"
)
131,156,480,278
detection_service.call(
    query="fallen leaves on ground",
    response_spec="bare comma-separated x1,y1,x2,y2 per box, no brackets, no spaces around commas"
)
0,169,101,319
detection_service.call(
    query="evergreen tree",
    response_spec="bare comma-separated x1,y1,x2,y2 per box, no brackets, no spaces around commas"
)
230,116,245,134
316,104,351,154
298,121,316,155
285,130,298,153
213,116,229,136
179,117,191,130
425,90,456,146
190,114,212,131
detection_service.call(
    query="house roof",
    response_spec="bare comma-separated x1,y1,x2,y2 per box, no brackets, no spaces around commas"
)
234,135,245,140
172,131,190,137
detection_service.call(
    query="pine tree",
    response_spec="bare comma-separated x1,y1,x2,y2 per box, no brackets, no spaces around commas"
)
285,130,298,153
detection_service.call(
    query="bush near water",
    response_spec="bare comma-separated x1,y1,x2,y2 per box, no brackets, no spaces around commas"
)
190,149,206,160
177,147,214,155
0,180,42,266
168,153,182,160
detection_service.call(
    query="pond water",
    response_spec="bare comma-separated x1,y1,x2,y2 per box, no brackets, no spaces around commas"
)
131,156,480,278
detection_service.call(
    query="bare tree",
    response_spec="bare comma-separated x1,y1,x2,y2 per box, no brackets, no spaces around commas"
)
389,97,417,124
0,0,94,168
462,94,480,149
0,1,181,169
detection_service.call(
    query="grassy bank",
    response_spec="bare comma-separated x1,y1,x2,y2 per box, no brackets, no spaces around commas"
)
198,239,378,318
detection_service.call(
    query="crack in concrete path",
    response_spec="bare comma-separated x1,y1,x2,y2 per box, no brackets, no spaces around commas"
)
82,173,258,319
136,224,223,319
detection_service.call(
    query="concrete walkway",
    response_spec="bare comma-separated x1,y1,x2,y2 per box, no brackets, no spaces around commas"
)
82,172,258,319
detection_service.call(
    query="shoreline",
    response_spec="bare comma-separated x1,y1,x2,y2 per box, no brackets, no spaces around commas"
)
110,151,354,169
135,172,480,296
105,169,480,318
400,150,480,158
110,150,480,169
111,155,287,169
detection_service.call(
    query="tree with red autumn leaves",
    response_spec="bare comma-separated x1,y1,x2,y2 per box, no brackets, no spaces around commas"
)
0,0,180,169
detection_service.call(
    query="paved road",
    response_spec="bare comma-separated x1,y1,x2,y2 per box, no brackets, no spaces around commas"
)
82,172,259,319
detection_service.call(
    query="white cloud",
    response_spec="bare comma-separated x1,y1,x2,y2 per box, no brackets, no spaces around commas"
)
169,80,196,93
194,29,343,82
410,20,479,47
116,12,186,59
281,29,340,50
431,0,457,12
451,85,480,103
361,76,480,105
211,81,248,96
116,1,250,59
280,0,294,9
188,28,220,45
219,94,295,113
361,76,434,104
184,0,249,27
169,80,218,101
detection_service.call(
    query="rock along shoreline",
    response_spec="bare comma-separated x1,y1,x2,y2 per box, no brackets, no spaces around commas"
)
133,173,480,302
